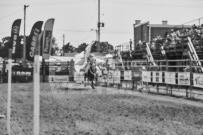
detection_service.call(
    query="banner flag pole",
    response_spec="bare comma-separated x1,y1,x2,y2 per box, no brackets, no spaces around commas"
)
33,33,41,135
7,49,12,135
7,19,21,135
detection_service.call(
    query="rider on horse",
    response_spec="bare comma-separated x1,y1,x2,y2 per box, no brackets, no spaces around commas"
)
84,54,97,89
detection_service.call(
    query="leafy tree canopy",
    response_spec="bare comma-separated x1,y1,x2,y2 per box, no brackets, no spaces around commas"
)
62,42,75,53
75,43,88,53
91,41,114,54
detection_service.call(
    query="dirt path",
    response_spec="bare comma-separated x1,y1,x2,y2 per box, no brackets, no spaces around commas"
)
0,83,203,135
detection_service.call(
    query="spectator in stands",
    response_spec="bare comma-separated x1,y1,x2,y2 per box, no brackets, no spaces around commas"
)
138,23,203,54
201,28,203,39
164,31,169,38
175,29,181,37
170,29,177,38
163,39,170,49
129,39,132,51
200,28,203,48
138,40,143,46
192,24,197,29
151,41,156,51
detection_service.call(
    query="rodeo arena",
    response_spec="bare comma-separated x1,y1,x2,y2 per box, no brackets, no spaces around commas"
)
1,7,203,135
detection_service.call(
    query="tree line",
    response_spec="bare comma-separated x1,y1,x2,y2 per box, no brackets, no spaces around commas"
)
0,36,114,58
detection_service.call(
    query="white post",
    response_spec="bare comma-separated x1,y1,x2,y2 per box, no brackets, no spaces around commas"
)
7,49,12,135
33,35,40,135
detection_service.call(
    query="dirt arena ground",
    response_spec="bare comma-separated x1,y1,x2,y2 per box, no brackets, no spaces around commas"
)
0,83,203,135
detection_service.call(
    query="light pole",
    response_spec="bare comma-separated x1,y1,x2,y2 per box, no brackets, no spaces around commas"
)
23,5,29,62
97,0,100,52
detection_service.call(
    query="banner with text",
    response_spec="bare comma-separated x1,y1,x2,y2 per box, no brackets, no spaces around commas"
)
26,21,43,61
178,72,190,86
42,18,55,59
10,19,21,54
152,71,163,83
193,73,203,88
124,70,132,80
114,70,121,83
107,70,114,83
142,71,151,82
165,72,176,84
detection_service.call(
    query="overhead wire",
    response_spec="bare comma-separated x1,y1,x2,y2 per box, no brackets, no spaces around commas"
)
69,32,95,42
101,30,132,34
54,27,132,34
55,28,91,33
107,0,203,8
181,17,203,25
0,8,23,20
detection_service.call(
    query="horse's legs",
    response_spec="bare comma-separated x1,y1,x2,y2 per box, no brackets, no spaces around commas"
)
84,74,86,87
91,80,95,89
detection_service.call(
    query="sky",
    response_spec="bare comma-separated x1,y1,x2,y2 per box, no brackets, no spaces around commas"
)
0,0,203,48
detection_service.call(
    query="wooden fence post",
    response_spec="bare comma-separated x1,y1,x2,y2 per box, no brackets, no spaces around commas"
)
166,60,169,94
189,59,193,99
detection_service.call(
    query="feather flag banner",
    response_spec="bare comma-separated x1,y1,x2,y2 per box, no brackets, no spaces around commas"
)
26,21,43,62
42,18,55,59
10,19,21,54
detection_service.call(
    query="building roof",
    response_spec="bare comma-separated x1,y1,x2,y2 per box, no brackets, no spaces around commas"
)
148,24,192,28
133,20,192,28
134,21,149,27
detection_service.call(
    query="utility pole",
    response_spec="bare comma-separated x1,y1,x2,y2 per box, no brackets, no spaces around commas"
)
97,0,100,52
63,34,65,56
23,5,29,62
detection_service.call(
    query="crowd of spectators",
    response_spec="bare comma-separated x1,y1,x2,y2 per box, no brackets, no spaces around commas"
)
150,24,203,51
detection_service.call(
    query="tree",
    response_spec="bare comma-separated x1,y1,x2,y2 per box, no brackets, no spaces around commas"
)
75,43,88,53
2,36,11,49
91,41,114,54
0,35,25,58
62,43,75,53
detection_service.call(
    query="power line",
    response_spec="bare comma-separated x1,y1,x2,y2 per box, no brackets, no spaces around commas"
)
182,17,203,25
70,32,95,42
55,28,91,33
107,0,202,8
55,27,133,34
101,31,132,34
0,8,23,20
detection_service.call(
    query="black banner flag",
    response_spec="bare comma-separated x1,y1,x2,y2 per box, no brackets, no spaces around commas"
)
42,18,55,59
10,19,21,54
26,21,43,61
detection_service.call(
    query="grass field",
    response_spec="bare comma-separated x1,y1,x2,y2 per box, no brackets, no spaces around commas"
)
0,83,203,135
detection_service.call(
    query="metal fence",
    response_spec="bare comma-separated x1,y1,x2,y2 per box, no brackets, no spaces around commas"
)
1,59,203,100
0,61,72,83
74,59,203,100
